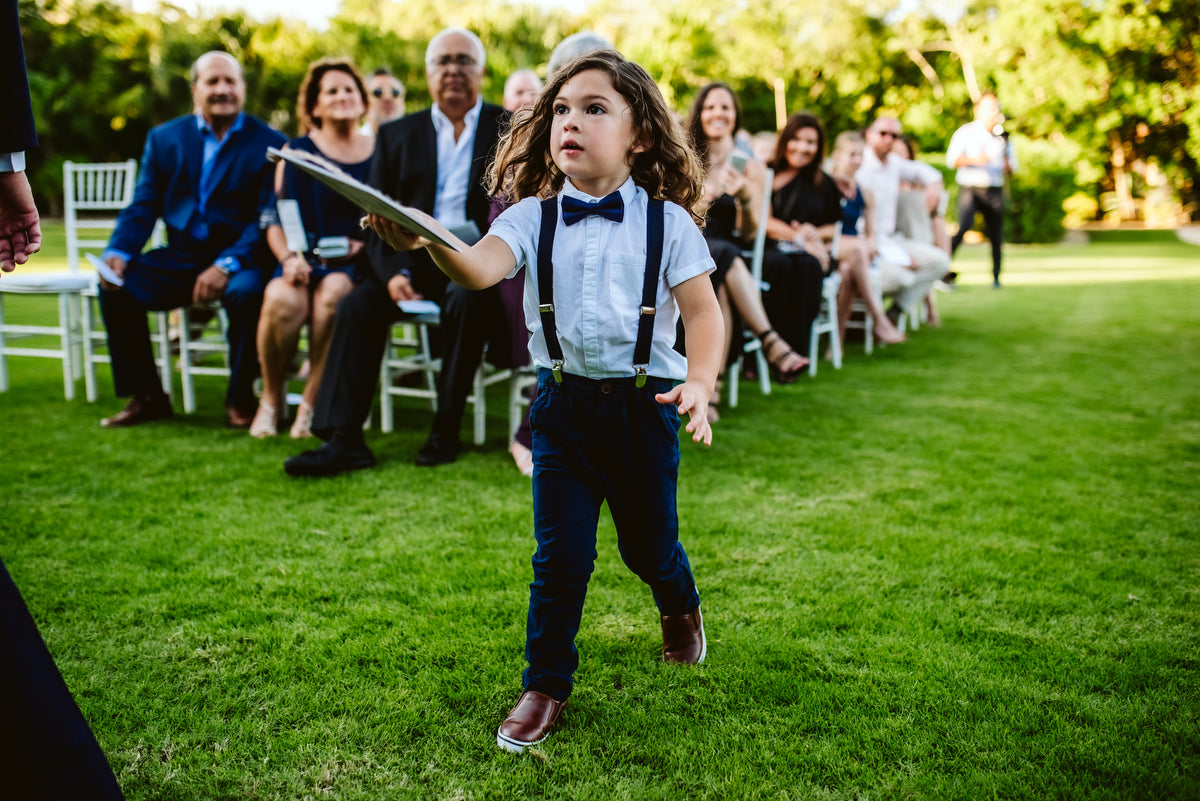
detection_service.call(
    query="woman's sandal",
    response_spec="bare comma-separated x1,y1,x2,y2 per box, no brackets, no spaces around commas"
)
290,399,315,439
759,329,809,385
249,399,279,439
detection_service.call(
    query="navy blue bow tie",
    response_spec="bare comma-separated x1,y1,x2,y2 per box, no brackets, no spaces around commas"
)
561,191,625,226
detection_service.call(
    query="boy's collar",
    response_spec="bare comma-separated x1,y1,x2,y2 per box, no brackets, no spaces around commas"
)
562,176,637,203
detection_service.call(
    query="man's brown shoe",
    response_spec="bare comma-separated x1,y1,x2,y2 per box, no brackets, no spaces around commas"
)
661,606,706,665
100,394,173,428
225,403,256,429
496,690,565,753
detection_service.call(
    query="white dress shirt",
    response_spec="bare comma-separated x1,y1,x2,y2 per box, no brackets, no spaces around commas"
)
488,177,714,382
946,121,1016,188
856,147,943,241
430,97,482,228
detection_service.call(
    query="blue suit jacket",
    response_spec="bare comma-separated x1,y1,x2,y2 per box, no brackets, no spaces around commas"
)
109,114,286,270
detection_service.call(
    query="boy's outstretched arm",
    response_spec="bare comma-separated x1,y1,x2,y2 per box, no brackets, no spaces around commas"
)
656,273,724,446
366,214,517,290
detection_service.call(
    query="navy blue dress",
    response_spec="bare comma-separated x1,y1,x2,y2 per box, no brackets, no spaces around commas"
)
274,135,373,285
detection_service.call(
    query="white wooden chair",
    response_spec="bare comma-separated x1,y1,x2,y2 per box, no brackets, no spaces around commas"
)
378,309,517,445
726,168,774,408
808,272,843,377
0,159,164,402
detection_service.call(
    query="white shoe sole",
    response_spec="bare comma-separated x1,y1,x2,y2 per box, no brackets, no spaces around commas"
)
496,729,545,753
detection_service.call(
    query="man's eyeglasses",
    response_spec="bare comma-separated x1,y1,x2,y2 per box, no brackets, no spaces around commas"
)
372,87,403,98
428,54,478,69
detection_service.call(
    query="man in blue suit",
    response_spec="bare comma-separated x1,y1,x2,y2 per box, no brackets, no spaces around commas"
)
0,0,40,273
98,51,285,428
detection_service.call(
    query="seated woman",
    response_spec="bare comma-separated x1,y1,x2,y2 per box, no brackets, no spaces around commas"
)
251,58,374,438
685,82,808,407
760,112,840,359
766,112,904,354
828,131,906,345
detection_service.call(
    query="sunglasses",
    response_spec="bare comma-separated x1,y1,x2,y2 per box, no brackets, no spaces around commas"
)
372,87,403,98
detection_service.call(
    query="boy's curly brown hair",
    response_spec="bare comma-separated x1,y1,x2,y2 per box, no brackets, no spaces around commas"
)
487,50,705,226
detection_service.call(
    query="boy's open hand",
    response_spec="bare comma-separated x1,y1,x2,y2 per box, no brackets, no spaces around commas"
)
365,214,430,252
656,380,713,446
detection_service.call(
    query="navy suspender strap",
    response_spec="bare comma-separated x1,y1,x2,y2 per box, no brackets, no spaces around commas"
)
633,198,664,386
537,197,565,382
536,194,665,386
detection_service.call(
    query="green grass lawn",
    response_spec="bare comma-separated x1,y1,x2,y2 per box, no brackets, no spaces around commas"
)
2,234,1198,800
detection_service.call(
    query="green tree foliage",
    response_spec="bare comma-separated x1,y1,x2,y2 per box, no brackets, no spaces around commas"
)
20,0,1199,230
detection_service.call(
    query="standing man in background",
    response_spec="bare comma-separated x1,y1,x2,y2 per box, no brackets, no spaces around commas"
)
947,92,1016,288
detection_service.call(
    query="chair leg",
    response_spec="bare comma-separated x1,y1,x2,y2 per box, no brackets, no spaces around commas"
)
58,293,76,401
154,311,173,404
379,336,394,433
473,365,486,447
82,294,98,403
0,294,8,392
179,307,196,414
755,348,771,395
726,358,740,409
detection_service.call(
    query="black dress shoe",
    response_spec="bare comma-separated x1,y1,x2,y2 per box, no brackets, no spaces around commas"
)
100,393,173,428
415,433,460,467
284,440,376,477
886,304,904,326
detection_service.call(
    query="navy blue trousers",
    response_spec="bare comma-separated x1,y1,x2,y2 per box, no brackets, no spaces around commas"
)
0,560,124,800
97,246,267,410
523,369,701,702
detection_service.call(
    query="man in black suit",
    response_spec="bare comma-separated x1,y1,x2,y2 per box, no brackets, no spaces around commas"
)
1,6,124,797
286,27,511,476
97,51,285,429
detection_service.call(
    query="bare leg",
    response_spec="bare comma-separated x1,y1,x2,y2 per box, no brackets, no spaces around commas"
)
839,237,905,345
254,277,309,436
723,257,809,378
303,272,354,407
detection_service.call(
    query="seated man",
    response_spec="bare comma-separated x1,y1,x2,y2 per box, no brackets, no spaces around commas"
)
855,116,950,323
97,51,284,428
284,27,511,477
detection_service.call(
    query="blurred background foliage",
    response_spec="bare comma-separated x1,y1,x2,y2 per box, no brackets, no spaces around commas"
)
20,0,1199,240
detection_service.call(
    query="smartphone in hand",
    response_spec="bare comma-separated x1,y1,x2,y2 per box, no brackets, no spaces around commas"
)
728,151,749,173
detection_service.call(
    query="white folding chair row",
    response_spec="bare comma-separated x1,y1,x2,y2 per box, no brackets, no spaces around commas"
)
378,312,520,446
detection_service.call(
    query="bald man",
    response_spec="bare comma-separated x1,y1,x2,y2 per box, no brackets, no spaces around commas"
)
97,51,285,429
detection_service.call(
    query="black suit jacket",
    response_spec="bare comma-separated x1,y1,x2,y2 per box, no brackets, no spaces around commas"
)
1,0,37,153
365,103,508,289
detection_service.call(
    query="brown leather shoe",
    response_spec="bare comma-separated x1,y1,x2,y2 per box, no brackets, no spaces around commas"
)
100,394,173,428
661,606,706,665
225,403,256,429
496,690,565,753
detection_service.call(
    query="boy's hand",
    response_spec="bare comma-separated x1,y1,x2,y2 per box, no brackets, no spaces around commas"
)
366,214,430,252
656,380,713,446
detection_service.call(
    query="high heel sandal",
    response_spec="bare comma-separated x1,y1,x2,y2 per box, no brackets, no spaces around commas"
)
290,399,315,439
759,329,808,385
249,399,279,439
707,379,722,424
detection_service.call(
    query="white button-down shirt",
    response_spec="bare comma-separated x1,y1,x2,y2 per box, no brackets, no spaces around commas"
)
946,121,1016,188
430,97,482,227
489,177,714,381
856,147,943,241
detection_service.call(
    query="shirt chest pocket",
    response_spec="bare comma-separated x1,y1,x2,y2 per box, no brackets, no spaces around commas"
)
606,253,649,308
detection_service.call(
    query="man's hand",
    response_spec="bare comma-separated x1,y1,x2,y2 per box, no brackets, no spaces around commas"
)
387,272,421,304
0,171,41,273
656,380,713,447
193,265,230,305
99,255,127,291
282,253,311,287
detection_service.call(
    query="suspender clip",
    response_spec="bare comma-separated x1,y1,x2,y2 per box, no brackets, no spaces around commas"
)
551,360,564,383
640,306,655,316
634,366,647,388
539,302,555,315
